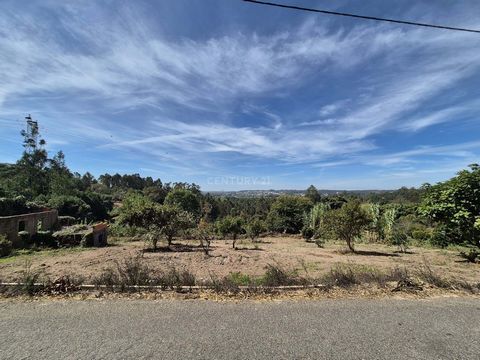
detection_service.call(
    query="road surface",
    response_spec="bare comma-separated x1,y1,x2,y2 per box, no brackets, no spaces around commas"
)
1,297,479,359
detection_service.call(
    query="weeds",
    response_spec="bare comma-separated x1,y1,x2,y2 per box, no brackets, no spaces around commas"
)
159,267,196,289
17,260,44,295
92,255,196,291
321,264,359,288
261,264,303,286
415,260,452,289
208,273,241,294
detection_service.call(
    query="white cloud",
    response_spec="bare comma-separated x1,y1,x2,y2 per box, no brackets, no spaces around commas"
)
0,1,479,176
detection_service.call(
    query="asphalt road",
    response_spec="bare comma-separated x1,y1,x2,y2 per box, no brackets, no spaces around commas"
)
1,297,479,359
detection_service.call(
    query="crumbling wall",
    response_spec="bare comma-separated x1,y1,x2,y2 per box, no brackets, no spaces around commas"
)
0,210,58,247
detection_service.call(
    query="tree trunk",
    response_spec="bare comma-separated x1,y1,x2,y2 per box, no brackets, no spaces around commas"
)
346,238,355,252
232,235,237,249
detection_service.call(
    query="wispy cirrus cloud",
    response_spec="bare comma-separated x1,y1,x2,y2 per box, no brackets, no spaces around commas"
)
1,0,480,188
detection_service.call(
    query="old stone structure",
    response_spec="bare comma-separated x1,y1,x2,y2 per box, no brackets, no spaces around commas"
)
0,210,58,247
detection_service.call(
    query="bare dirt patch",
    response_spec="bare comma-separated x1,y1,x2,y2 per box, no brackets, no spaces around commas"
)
0,236,479,284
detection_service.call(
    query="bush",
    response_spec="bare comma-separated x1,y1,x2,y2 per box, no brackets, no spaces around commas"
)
411,228,432,242
390,229,409,253
47,195,91,219
58,215,77,227
261,264,300,286
228,272,253,286
0,235,13,257
93,255,151,289
0,196,43,216
430,225,450,248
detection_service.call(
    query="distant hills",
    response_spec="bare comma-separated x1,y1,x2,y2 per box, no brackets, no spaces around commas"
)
206,189,392,198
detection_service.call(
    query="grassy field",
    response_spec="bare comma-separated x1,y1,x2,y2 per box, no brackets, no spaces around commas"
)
0,236,478,286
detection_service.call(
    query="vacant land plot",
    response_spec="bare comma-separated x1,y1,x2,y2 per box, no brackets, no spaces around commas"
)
0,236,478,285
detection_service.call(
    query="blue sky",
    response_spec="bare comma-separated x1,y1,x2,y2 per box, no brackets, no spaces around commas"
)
1,0,480,191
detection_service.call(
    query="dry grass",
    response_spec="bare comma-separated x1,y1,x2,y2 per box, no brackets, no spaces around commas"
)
0,236,478,287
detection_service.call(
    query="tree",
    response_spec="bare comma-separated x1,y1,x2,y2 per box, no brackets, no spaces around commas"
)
305,185,321,203
325,200,370,252
164,188,201,217
245,218,266,242
16,115,49,197
267,195,312,233
196,218,215,255
419,164,480,248
115,193,156,227
143,185,168,204
216,216,244,249
156,204,195,247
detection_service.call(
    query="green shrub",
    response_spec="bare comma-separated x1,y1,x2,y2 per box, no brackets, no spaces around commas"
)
47,195,91,219
0,235,13,257
411,228,431,242
430,226,450,248
390,229,409,253
228,272,252,286
244,218,266,242
261,264,300,286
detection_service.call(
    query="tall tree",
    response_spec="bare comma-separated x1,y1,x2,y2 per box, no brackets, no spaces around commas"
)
16,115,49,197
419,164,480,247
305,185,321,203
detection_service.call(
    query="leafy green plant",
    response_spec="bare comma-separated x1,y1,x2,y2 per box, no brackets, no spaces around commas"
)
391,229,409,253
382,207,398,242
419,164,480,248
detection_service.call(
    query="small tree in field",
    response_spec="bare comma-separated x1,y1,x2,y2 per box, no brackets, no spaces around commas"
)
245,218,266,242
159,205,195,247
325,200,370,252
146,205,195,250
216,216,244,249
196,218,215,256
